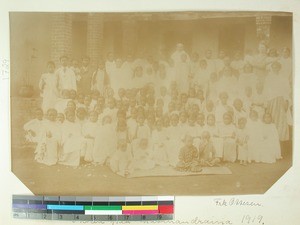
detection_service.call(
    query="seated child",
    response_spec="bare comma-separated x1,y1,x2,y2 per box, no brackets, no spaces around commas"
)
236,117,249,165
69,90,77,101
116,118,129,142
233,98,247,125
90,90,100,110
219,112,237,162
215,92,232,125
56,113,65,123
23,108,44,144
76,107,87,129
109,138,133,177
101,97,118,124
130,138,155,170
82,111,99,162
203,100,215,116
65,100,76,112
127,107,138,142
152,119,169,166
165,113,182,167
196,113,205,137
93,115,117,165
176,134,202,172
83,95,93,113
203,114,223,158
35,108,60,166
76,93,85,108
198,131,220,166
59,109,83,167
55,90,71,113
133,112,151,140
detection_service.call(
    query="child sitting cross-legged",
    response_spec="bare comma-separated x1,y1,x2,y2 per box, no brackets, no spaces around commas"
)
176,134,202,172
198,131,220,167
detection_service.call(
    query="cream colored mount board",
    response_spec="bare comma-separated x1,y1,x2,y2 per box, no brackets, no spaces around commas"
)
1,1,300,224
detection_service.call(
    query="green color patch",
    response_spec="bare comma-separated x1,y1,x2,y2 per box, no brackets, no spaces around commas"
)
84,206,122,210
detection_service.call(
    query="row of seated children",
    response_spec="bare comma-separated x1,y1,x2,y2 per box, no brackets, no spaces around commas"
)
23,100,281,176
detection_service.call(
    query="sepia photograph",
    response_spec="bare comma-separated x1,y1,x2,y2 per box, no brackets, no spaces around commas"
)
10,11,293,196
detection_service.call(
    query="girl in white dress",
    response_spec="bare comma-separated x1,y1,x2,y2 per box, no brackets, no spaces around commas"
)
217,66,239,102
203,114,223,159
59,110,84,167
55,90,71,114
195,59,211,89
238,63,256,91
91,61,108,96
82,111,99,162
133,113,151,140
35,109,60,166
230,51,245,75
93,115,117,165
109,139,133,176
261,113,282,163
39,61,59,113
252,82,267,120
236,117,249,165
165,114,183,167
219,112,236,162
152,119,169,166
130,138,155,171
247,110,264,163
232,98,247,126
215,92,232,125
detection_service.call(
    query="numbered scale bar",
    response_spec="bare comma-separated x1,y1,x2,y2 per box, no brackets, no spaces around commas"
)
12,195,174,221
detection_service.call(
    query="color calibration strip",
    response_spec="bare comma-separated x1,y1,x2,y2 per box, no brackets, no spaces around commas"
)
12,195,174,221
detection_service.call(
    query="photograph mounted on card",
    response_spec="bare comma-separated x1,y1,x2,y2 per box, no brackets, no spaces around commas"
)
9,11,293,196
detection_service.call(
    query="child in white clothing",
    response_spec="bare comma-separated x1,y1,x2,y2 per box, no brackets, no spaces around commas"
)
23,108,44,144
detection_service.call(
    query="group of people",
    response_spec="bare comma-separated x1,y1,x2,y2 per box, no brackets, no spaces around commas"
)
23,41,293,176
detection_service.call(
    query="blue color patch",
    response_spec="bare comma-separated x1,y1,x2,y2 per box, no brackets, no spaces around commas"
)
47,205,84,211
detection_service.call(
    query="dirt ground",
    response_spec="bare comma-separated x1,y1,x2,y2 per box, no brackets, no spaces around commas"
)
11,141,292,196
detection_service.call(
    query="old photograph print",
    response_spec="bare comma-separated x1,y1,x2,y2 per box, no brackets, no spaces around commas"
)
10,12,293,195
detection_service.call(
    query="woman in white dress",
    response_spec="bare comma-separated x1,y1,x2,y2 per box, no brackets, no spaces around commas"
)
39,61,59,113
91,61,108,96
264,61,290,142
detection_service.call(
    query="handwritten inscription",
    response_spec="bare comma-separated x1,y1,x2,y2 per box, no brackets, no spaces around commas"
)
0,59,9,80
214,198,262,207
241,215,264,224
72,218,234,224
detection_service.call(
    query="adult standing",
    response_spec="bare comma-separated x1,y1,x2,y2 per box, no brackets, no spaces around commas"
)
78,56,93,94
265,61,290,142
171,43,190,65
56,55,77,94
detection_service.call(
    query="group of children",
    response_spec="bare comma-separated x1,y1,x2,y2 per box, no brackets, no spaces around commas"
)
23,42,292,176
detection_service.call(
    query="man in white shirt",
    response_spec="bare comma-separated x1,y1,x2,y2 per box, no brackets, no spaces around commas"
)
171,43,190,65
56,55,77,94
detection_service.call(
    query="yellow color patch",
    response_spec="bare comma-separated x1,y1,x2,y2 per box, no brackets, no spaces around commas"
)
122,205,158,210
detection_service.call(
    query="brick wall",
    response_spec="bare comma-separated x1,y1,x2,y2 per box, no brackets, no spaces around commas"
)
87,13,104,67
122,17,138,57
50,13,73,65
